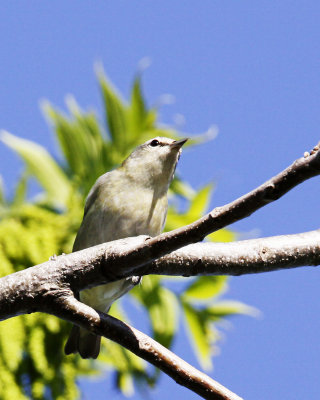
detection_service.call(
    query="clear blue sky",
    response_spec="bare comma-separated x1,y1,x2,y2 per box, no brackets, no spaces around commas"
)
1,2,320,399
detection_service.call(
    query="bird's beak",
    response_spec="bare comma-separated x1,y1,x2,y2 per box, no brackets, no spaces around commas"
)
170,138,188,149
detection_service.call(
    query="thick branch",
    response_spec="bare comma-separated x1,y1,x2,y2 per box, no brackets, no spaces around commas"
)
0,145,319,399
7,145,316,294
1,232,318,400
51,296,242,400
1,230,320,320
149,229,320,277
95,145,320,278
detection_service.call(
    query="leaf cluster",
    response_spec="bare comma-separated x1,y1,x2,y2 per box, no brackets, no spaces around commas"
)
0,67,252,398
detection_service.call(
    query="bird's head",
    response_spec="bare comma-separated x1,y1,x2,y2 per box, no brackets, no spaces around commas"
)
122,137,188,190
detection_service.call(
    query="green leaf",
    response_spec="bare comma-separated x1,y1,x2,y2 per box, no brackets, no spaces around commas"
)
183,276,228,302
0,318,24,371
131,277,178,348
0,357,28,400
188,184,213,217
0,65,249,398
207,229,236,243
117,372,134,397
165,207,192,231
131,275,161,304
42,103,82,171
166,183,213,231
12,173,28,206
169,176,195,200
96,67,128,152
207,301,259,320
1,131,71,208
128,75,147,138
186,125,219,146
150,287,178,348
182,302,212,369
42,100,111,195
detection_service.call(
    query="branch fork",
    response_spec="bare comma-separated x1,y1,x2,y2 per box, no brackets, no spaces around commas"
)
1,143,320,399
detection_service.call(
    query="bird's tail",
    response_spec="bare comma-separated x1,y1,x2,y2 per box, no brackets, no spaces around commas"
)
64,325,101,359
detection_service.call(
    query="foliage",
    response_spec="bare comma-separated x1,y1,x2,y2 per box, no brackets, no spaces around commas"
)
0,67,253,398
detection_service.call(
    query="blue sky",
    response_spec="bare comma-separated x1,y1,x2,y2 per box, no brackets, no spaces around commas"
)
1,2,320,399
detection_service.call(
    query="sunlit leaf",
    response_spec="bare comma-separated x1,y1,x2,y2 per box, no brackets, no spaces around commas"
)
169,177,195,200
165,208,192,231
207,301,259,320
128,75,148,139
188,184,213,217
1,131,71,208
0,318,24,371
131,276,178,348
207,229,236,243
185,125,219,146
41,100,110,195
149,287,178,348
0,66,250,399
0,357,28,400
165,185,210,232
182,302,212,370
183,276,228,302
117,371,134,397
12,173,28,206
96,67,128,152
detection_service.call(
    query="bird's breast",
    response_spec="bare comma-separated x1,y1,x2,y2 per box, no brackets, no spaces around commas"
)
100,186,167,240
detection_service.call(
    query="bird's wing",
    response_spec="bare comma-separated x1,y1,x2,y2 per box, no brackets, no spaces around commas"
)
83,177,102,217
72,172,121,252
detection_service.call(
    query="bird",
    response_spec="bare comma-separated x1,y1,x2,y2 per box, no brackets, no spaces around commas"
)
64,136,188,359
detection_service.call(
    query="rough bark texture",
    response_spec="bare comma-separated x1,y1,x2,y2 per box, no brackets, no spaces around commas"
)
1,144,320,399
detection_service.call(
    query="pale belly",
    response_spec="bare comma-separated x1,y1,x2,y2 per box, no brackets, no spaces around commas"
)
80,279,138,312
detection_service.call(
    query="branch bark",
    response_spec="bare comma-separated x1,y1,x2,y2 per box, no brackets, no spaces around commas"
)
54,296,243,400
1,229,320,321
151,229,320,277
0,231,319,399
0,144,320,399
78,144,320,281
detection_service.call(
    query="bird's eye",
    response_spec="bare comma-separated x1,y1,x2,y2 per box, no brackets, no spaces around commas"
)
150,139,160,147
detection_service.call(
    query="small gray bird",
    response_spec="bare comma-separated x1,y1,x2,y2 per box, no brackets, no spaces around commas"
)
64,136,187,359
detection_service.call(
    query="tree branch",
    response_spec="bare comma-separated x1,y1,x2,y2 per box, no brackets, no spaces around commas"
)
89,144,320,279
1,144,320,399
51,296,242,400
1,229,319,320
150,229,320,277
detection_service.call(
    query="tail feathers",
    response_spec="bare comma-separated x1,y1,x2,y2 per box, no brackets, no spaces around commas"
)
64,325,79,355
79,330,101,359
64,325,101,359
